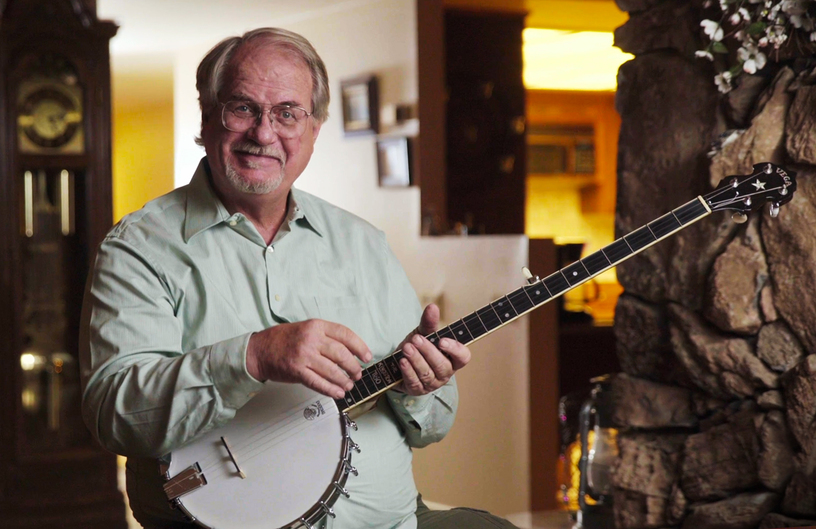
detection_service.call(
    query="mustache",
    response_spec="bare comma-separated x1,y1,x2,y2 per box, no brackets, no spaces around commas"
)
232,142,286,164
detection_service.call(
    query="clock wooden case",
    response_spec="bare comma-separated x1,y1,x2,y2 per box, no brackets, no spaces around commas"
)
0,1,127,527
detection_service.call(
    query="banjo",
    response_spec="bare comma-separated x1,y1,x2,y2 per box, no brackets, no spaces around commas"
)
162,163,796,529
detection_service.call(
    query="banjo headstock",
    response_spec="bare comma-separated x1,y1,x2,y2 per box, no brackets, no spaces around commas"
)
705,163,797,220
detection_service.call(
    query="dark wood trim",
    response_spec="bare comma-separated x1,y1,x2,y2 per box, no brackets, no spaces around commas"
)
416,0,448,233
528,238,559,511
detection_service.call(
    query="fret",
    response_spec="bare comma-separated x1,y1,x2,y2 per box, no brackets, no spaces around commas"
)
463,312,488,339
476,305,502,331
523,281,551,305
582,251,611,275
375,362,396,386
492,297,517,323
543,272,569,297
383,353,403,380
674,199,708,224
507,287,534,314
624,226,656,253
338,392,357,410
437,326,456,341
449,319,473,342
366,364,388,392
603,239,632,264
648,212,682,239
562,261,591,286
357,372,376,397
350,383,365,403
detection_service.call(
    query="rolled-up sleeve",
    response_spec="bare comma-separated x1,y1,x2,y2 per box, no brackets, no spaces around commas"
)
80,236,263,458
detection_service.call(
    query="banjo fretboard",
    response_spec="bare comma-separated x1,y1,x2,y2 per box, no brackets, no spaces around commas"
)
335,197,711,413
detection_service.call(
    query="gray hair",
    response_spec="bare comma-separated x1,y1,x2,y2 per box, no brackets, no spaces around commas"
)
195,28,330,145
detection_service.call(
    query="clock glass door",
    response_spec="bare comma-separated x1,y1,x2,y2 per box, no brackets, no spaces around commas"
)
19,167,89,454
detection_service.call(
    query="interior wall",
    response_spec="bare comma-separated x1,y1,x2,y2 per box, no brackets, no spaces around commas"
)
111,59,175,221
525,90,620,295
169,0,533,516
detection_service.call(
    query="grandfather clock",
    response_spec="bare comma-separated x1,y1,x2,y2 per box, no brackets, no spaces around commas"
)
0,1,126,528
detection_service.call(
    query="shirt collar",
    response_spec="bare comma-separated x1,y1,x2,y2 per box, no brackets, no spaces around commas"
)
183,157,324,242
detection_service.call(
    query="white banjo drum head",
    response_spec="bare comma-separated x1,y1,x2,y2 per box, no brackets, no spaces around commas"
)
167,382,346,529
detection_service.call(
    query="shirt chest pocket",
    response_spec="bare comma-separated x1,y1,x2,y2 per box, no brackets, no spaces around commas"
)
313,295,388,354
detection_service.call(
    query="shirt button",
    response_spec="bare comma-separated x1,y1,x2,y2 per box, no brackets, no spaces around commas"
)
407,399,415,406
228,219,237,227
275,294,281,301
266,246,274,253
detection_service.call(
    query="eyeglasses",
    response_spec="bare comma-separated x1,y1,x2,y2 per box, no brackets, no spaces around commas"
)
220,100,313,139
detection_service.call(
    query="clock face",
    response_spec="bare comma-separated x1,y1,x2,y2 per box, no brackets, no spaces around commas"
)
17,80,84,154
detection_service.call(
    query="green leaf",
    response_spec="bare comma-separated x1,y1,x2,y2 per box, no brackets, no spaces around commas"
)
747,21,766,36
712,41,729,54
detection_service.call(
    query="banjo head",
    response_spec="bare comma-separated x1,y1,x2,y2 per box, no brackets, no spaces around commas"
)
166,382,348,529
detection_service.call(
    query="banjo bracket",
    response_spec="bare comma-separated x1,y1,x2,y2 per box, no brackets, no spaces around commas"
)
163,463,207,501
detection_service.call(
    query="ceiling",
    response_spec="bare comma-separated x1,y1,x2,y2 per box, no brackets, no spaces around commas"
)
97,0,374,57
97,0,626,59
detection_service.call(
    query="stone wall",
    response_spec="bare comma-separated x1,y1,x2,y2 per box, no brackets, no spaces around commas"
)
610,0,816,527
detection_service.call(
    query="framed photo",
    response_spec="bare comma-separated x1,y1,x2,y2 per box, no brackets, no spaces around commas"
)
377,137,412,187
341,76,378,135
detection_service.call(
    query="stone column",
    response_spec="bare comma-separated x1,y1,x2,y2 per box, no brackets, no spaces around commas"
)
609,0,816,527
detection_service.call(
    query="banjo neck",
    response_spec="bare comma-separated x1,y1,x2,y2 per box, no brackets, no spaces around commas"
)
336,195,713,415
336,162,797,416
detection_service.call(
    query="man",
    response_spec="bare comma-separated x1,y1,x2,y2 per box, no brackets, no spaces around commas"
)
81,28,517,529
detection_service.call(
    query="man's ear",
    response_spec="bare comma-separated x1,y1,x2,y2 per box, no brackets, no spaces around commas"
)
312,120,322,141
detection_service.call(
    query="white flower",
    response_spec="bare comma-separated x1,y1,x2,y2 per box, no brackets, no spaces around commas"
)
701,19,725,41
715,71,734,93
758,36,770,46
738,45,768,73
781,0,807,15
739,7,752,20
811,31,816,41
696,50,715,60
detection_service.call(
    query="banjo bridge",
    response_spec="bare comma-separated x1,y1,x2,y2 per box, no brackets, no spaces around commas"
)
163,463,207,500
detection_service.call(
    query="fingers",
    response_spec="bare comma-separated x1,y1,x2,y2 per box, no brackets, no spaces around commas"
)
399,333,472,396
417,303,440,335
300,365,352,400
248,320,372,400
323,322,372,364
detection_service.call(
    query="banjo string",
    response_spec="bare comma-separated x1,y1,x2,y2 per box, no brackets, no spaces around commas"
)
196,397,338,474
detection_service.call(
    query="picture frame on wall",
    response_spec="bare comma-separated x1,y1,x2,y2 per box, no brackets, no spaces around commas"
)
341,75,379,135
377,137,412,187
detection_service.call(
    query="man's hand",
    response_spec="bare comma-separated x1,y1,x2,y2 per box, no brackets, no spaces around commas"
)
246,320,372,399
397,304,471,396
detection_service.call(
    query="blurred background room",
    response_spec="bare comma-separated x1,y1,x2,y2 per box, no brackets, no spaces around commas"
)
0,1,634,527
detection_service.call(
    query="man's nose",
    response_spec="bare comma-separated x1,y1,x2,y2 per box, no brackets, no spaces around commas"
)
247,112,281,144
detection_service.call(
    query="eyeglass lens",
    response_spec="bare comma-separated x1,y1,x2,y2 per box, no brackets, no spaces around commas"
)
221,101,310,138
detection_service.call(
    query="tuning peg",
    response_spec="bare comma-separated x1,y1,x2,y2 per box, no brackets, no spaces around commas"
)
769,202,780,218
522,267,539,285
764,163,774,174
731,212,748,224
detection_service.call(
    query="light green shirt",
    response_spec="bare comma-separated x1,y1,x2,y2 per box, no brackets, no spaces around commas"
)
80,158,458,529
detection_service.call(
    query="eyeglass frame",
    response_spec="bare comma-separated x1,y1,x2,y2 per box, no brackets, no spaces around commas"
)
219,100,314,138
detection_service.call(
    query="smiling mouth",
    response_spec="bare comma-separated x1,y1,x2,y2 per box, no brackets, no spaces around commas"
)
235,149,285,167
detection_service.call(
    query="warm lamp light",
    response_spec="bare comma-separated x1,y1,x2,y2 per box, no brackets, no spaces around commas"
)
523,29,634,91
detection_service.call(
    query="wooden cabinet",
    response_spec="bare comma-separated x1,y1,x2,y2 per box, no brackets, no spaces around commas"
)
416,4,527,235
445,9,527,234
0,1,126,527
